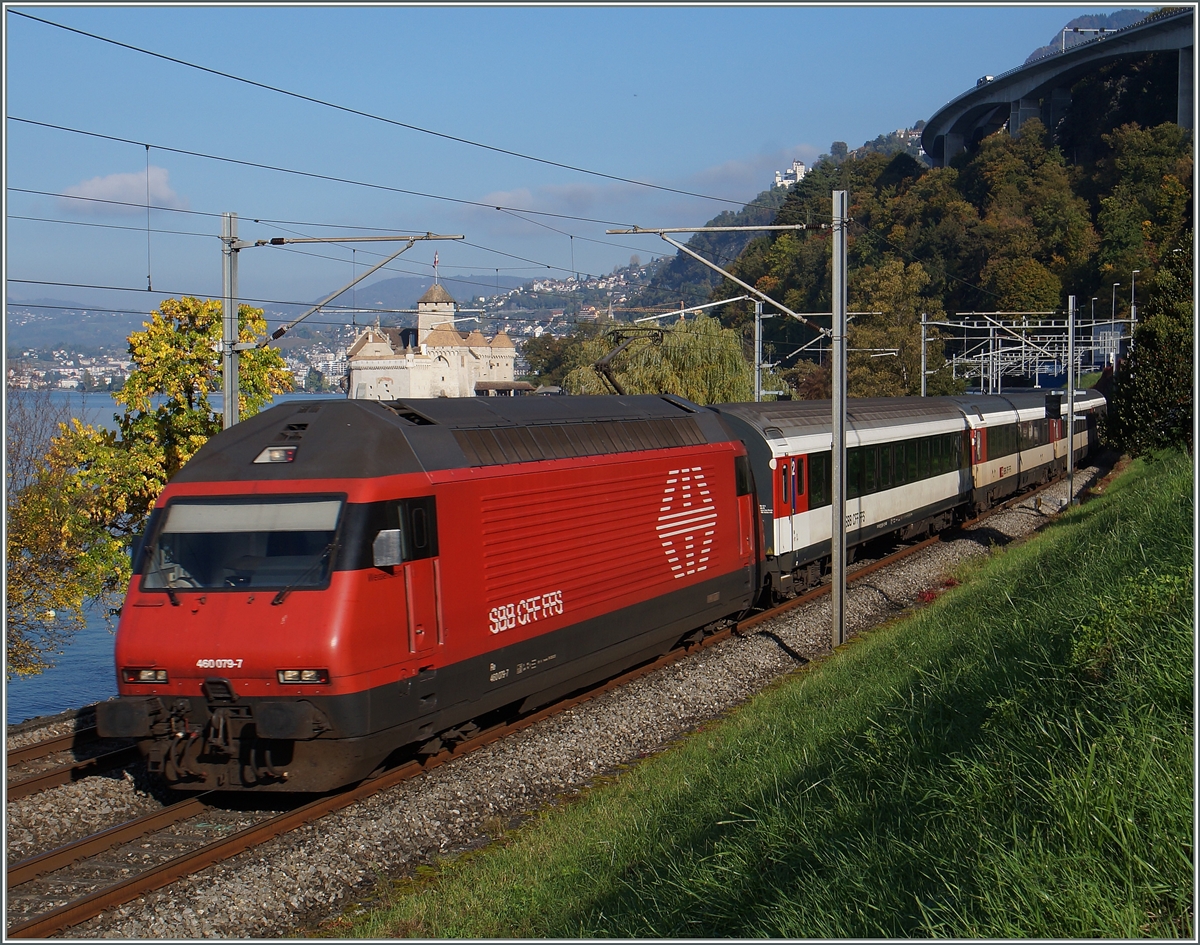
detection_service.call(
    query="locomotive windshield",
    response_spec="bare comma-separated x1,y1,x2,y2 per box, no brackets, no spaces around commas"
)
141,496,344,591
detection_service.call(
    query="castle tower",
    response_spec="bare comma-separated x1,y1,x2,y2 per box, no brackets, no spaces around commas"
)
416,283,458,343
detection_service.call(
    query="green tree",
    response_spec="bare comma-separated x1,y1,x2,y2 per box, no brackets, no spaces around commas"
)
5,297,292,677
848,259,962,397
304,367,326,392
562,315,752,404
1106,231,1193,455
1094,122,1193,282
520,322,603,387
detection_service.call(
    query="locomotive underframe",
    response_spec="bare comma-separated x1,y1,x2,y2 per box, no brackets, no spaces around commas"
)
101,565,756,792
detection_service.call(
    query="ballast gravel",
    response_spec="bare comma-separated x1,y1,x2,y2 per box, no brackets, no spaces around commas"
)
7,456,1114,939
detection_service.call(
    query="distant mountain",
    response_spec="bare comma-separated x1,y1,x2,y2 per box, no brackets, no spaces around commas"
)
5,300,155,355
320,272,527,316
623,187,790,310
5,273,529,355
1025,9,1151,63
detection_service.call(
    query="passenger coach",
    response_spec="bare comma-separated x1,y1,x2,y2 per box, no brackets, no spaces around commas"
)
711,390,1105,601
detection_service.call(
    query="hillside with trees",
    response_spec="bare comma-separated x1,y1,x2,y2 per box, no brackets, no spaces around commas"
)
623,186,789,310
708,113,1190,403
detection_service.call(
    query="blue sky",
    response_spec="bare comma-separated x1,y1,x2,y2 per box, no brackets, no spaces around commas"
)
5,3,1139,313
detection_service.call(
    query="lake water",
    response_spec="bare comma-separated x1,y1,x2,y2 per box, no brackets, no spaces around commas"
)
5,390,346,725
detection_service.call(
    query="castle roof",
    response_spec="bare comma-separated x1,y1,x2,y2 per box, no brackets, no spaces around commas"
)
489,330,515,349
418,283,456,305
422,324,468,348
464,329,489,347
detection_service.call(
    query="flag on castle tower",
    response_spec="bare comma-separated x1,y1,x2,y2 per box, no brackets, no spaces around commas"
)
433,251,439,282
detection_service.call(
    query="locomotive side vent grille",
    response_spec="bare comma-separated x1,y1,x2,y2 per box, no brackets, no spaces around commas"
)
454,418,706,467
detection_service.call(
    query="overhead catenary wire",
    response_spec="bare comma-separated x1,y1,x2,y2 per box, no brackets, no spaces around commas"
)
8,185,671,270
8,8,783,214
6,279,679,332
10,117,648,229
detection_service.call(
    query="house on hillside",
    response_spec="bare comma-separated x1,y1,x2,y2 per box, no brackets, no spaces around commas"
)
773,159,807,189
345,283,530,398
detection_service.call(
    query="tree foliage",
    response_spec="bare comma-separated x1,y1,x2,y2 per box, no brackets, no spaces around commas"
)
519,322,604,387
562,315,752,404
848,259,962,397
708,116,1189,399
5,298,292,677
1105,231,1194,455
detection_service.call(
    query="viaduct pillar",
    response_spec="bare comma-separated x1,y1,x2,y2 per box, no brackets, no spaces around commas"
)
1009,97,1041,136
1179,46,1194,129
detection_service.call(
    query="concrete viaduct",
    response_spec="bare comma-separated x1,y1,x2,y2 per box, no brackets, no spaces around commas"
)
921,7,1194,167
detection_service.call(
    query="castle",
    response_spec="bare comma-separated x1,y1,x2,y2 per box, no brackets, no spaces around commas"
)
345,283,528,399
773,159,807,189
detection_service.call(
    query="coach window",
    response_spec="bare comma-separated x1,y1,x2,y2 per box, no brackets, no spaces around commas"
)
847,448,861,499
918,438,930,479
861,447,877,495
794,456,805,497
781,460,790,506
880,444,893,490
809,451,831,508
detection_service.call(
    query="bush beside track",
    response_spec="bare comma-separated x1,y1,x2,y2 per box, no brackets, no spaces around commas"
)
322,451,1194,939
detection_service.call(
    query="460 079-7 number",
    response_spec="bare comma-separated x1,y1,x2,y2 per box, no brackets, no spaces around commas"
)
195,658,244,669
489,590,564,634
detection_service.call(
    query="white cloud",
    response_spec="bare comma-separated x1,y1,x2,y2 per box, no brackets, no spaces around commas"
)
59,166,188,215
685,144,823,197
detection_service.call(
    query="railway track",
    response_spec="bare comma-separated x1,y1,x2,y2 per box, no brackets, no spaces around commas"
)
7,728,142,802
5,474,1077,938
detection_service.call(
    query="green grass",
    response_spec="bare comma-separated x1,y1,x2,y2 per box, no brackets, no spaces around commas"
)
321,452,1194,939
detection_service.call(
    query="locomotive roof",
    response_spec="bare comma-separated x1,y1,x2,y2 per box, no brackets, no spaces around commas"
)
171,394,737,483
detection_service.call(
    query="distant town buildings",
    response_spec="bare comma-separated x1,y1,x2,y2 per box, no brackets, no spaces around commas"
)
6,349,132,390
773,159,807,189
345,283,528,399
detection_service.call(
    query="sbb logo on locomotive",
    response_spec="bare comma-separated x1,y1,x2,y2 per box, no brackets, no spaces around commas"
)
489,590,564,634
657,466,717,579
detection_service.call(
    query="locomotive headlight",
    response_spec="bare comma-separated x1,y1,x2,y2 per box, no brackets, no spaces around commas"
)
254,446,298,464
123,668,168,683
277,669,329,684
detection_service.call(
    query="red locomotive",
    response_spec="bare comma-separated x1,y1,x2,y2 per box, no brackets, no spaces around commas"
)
97,390,1104,792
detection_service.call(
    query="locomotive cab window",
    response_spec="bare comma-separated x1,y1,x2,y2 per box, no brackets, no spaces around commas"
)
734,454,753,497
371,496,439,567
141,496,345,592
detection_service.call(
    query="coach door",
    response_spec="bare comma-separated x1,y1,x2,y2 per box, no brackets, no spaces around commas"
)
775,456,808,554
373,497,443,658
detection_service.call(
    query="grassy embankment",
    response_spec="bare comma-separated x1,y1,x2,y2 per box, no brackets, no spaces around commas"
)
323,451,1194,939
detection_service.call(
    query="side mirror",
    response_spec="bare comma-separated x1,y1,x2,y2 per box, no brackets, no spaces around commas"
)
129,535,145,571
372,529,403,568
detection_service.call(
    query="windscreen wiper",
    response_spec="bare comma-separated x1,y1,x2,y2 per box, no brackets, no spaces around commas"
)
271,539,339,606
146,563,182,606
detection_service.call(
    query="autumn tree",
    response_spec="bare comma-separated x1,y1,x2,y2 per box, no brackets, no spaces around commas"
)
5,298,292,677
561,315,753,404
847,259,962,397
4,389,102,678
520,322,604,387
